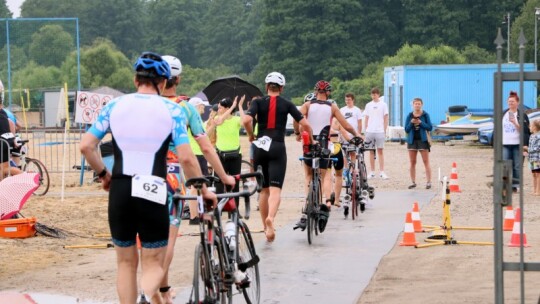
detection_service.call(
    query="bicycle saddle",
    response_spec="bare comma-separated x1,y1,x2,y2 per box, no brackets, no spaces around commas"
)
184,177,211,188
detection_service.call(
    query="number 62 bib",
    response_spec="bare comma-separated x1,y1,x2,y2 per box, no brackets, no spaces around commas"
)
132,175,167,205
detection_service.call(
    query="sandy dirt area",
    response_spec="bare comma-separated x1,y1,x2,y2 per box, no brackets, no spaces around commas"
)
0,137,539,303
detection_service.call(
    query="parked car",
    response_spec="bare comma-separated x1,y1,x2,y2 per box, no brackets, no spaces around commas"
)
477,110,540,146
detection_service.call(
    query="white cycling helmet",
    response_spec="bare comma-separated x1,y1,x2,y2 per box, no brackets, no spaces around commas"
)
162,55,182,77
265,72,286,86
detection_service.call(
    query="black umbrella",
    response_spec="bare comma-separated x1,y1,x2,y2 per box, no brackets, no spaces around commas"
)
202,75,263,109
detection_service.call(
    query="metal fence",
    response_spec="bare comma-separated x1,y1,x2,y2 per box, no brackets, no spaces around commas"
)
493,28,540,304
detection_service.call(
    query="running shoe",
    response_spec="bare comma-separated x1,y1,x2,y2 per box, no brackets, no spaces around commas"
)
293,214,307,231
368,172,376,179
380,172,389,180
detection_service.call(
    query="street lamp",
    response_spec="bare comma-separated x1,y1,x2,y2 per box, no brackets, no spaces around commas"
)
535,8,540,68
502,13,511,62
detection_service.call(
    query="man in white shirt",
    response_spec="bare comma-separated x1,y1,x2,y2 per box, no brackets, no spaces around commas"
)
363,87,389,179
340,93,362,136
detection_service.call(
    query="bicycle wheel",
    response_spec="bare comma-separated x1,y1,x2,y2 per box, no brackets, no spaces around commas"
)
241,160,254,219
24,158,50,196
191,241,227,304
306,181,315,245
351,171,358,220
237,221,260,304
358,160,368,213
314,177,322,236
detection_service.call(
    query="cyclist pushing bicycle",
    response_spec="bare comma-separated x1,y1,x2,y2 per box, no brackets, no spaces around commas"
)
294,80,361,231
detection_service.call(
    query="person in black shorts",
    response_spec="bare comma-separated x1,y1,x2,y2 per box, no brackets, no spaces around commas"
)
80,52,216,304
243,72,313,242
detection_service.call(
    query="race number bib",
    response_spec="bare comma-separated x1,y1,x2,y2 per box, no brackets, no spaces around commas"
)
131,175,167,205
253,135,272,152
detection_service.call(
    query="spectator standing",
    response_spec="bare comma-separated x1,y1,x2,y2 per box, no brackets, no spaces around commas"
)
363,87,389,179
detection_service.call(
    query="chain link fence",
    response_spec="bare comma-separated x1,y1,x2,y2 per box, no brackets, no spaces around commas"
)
1,18,85,187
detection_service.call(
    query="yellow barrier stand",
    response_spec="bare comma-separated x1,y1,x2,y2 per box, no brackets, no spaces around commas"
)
415,177,494,248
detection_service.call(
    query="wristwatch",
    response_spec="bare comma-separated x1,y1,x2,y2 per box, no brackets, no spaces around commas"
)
294,131,300,135
98,167,108,178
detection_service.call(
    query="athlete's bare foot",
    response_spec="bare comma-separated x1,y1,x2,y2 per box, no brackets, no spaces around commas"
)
264,218,275,242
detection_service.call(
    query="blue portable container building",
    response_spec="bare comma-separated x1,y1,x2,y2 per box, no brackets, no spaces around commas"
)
383,64,537,127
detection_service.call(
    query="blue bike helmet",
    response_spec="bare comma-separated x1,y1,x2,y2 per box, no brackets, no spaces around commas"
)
133,52,171,79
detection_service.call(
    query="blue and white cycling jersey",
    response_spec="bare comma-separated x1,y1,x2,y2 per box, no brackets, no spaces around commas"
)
88,93,189,178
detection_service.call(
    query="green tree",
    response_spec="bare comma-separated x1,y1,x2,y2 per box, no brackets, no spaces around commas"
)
143,0,205,67
197,0,260,73
255,0,366,98
12,61,63,90
29,24,74,67
62,39,132,91
0,0,12,18
510,0,540,64
21,0,145,56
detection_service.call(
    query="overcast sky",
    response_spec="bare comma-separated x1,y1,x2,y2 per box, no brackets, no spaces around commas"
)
6,0,24,18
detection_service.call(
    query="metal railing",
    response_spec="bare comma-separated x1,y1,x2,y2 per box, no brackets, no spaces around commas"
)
493,28,540,304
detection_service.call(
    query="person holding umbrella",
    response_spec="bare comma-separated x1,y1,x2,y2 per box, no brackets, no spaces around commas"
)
243,72,313,242
80,52,216,304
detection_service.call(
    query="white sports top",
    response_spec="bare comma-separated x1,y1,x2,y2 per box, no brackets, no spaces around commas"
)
307,100,332,136
88,93,189,178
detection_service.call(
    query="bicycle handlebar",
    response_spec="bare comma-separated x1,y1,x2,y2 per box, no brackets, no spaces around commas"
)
174,168,264,201
299,156,339,162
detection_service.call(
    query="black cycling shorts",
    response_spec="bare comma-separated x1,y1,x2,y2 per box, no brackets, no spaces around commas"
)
108,177,169,248
329,148,344,171
253,141,287,188
0,140,9,163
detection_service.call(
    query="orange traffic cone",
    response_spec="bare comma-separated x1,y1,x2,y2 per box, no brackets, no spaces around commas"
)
508,207,529,247
449,162,461,192
411,202,423,232
503,206,514,231
400,212,418,246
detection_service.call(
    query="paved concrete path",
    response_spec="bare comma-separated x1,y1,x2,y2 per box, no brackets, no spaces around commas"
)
175,190,435,304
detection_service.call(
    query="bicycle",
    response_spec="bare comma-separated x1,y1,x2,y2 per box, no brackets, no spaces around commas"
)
175,169,263,304
8,138,50,196
299,141,337,245
343,137,375,220
207,159,255,220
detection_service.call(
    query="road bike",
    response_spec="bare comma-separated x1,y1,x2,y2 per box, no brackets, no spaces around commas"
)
207,159,254,219
176,169,263,304
9,138,50,196
299,142,336,245
343,137,375,220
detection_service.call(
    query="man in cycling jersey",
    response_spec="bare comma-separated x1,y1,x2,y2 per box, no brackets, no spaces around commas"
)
243,72,312,242
156,55,235,304
80,52,216,304
294,80,360,231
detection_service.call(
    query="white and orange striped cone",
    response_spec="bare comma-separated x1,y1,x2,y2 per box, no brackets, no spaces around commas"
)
508,207,530,247
449,162,461,192
503,206,514,231
400,212,418,246
411,202,423,232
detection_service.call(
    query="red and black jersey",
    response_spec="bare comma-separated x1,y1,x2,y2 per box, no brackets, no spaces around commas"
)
246,96,303,142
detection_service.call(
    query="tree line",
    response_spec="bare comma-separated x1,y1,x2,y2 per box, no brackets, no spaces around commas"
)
1,0,538,109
